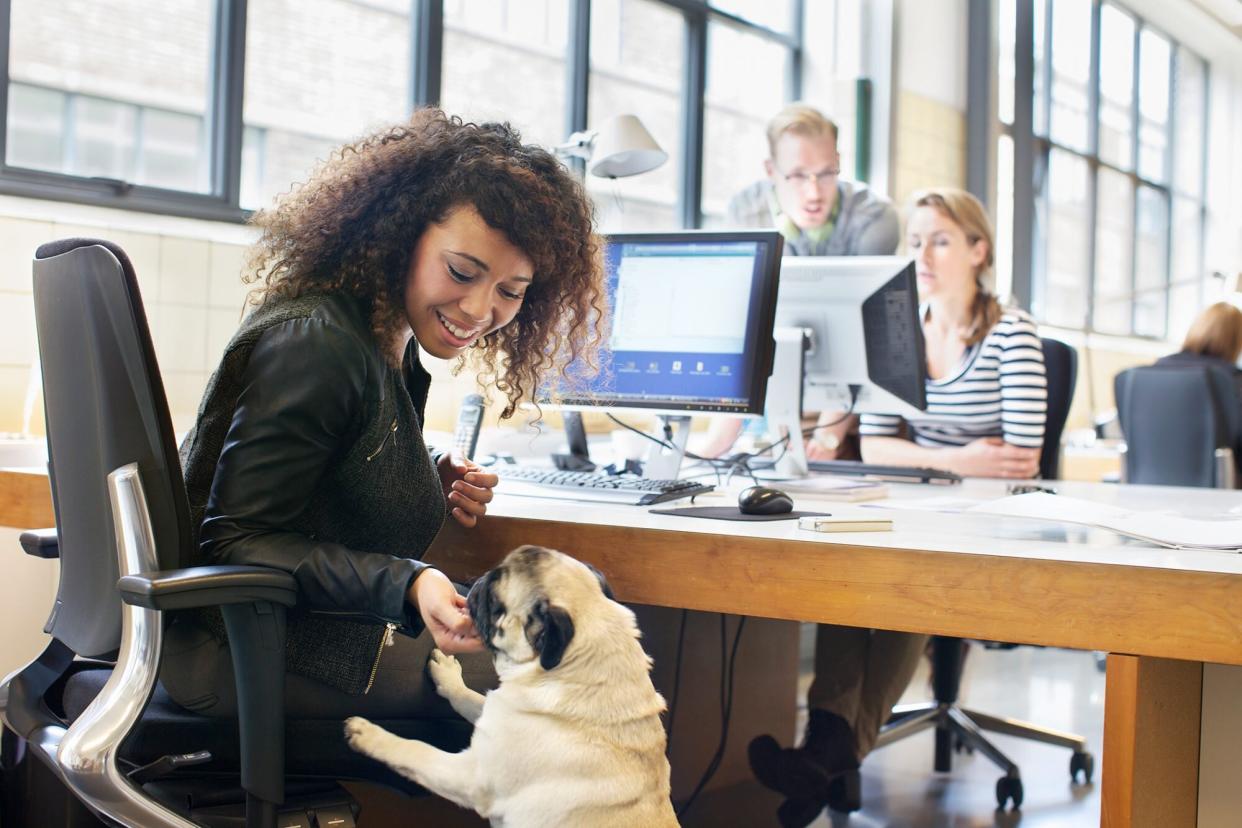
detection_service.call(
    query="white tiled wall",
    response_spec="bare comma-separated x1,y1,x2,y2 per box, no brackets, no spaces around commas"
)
0,197,484,439
0,205,256,436
891,90,967,207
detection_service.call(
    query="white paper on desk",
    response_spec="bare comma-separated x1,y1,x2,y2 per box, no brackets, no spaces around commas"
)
967,492,1242,551
862,496,986,513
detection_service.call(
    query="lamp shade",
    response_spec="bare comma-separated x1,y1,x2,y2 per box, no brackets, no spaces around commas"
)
587,114,667,178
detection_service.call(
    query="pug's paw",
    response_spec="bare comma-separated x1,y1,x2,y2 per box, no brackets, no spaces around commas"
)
429,648,468,699
344,716,382,755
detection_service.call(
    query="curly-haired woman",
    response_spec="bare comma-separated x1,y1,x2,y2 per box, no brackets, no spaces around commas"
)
163,109,605,721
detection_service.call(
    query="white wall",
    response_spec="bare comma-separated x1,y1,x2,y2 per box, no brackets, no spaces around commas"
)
896,0,968,113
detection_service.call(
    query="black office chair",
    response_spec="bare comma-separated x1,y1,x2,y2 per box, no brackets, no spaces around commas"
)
871,337,1093,811
0,239,469,828
1115,364,1240,488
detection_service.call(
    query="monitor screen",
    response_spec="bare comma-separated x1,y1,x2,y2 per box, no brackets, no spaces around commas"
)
774,256,927,416
548,230,783,416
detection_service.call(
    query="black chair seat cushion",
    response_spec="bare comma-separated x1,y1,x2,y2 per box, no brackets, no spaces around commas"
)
63,669,471,794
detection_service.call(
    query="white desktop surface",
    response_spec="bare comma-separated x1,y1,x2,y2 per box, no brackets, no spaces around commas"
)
486,474,1242,578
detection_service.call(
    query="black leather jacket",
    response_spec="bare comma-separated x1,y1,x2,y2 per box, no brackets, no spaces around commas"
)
180,292,447,692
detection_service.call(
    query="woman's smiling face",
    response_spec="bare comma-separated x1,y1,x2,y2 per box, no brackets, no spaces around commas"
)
404,204,534,360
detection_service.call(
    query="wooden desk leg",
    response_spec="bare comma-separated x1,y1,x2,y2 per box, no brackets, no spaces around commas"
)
1101,654,1202,828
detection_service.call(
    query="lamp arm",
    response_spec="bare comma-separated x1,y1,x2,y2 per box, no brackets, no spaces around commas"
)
554,130,596,161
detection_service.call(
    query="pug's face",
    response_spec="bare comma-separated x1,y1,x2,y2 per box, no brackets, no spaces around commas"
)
466,545,615,671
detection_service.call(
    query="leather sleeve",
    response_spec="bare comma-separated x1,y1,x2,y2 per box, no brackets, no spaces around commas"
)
198,318,429,632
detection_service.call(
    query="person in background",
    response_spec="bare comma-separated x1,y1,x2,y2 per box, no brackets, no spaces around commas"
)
701,103,899,460
165,109,604,726
1152,301,1242,478
748,188,1046,826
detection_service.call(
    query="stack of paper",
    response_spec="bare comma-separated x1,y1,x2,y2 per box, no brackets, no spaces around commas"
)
967,492,1242,551
776,476,889,502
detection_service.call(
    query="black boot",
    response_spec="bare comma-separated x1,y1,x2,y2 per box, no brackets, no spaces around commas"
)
775,797,824,828
825,768,863,813
748,710,860,801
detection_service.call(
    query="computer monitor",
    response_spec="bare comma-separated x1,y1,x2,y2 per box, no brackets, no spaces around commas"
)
763,256,927,477
546,230,784,477
775,256,927,415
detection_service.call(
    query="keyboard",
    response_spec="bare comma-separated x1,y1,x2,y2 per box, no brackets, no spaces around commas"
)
494,464,714,505
806,460,962,484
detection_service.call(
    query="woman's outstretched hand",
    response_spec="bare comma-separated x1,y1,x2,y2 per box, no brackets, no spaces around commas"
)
409,568,484,654
437,453,499,528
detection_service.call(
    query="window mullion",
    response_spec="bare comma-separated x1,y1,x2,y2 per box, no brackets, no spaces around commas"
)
966,0,991,204
411,0,444,108
209,0,247,207
1012,0,1037,311
1126,19,1140,335
564,0,589,178
0,0,10,167
679,4,706,229
788,0,804,100
1084,0,1100,332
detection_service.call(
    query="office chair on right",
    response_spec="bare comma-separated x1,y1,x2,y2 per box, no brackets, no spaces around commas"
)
1114,364,1240,488
871,337,1093,811
0,239,470,828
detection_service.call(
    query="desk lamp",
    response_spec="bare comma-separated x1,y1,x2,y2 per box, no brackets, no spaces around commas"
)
551,114,667,472
554,113,667,178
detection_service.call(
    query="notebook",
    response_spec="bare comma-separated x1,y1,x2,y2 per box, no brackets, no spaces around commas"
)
774,476,890,502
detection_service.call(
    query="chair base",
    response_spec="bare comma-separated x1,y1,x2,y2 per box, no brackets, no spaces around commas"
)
873,701,1094,810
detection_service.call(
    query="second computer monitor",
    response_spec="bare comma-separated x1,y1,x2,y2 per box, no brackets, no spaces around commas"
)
774,256,927,417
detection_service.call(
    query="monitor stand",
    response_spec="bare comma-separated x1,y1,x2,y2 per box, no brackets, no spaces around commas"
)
643,414,692,480
761,326,810,479
552,411,596,471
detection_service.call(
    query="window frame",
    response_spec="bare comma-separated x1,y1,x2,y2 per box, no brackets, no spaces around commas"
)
0,0,803,226
977,0,1210,341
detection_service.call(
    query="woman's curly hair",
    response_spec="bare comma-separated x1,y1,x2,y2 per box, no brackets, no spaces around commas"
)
245,108,605,419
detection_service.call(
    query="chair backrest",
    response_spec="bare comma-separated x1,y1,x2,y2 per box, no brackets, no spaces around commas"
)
33,238,193,658
1114,364,1236,487
1039,337,1077,480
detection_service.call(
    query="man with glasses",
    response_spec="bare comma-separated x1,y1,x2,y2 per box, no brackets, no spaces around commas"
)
703,104,899,461
728,103,898,257
727,105,905,826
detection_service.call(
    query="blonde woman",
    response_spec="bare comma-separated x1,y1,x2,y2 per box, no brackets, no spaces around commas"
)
749,188,1047,826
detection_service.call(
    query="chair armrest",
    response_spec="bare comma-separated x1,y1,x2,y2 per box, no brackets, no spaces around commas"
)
117,565,298,611
20,528,59,558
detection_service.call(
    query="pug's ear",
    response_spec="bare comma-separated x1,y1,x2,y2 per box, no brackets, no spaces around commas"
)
526,598,575,670
583,562,615,601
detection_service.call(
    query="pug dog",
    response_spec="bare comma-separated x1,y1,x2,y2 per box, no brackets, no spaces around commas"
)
345,545,679,827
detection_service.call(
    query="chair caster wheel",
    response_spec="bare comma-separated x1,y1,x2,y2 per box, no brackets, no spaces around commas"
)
996,775,1023,810
1070,750,1094,784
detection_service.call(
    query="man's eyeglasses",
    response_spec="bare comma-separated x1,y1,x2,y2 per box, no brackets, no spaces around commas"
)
775,166,841,188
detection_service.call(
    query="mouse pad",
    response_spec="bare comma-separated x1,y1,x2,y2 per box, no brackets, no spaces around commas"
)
649,506,831,522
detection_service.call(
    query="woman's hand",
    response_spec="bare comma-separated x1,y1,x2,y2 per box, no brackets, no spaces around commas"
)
437,453,498,528
409,568,484,654
949,437,1040,479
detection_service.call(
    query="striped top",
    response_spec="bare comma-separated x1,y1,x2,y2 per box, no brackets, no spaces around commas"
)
860,309,1047,449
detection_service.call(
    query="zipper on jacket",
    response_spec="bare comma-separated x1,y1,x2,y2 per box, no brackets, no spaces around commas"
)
366,418,399,462
364,622,398,694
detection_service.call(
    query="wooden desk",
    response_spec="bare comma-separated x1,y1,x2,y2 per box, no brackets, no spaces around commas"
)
425,479,1242,828
4,469,1240,826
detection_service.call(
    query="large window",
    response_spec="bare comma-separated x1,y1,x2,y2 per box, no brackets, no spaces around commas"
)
0,0,803,227
995,0,1209,340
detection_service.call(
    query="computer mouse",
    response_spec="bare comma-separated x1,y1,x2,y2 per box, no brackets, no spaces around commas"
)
737,485,794,516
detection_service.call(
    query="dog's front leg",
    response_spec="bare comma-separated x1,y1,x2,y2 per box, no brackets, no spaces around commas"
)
345,717,487,813
428,649,486,723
